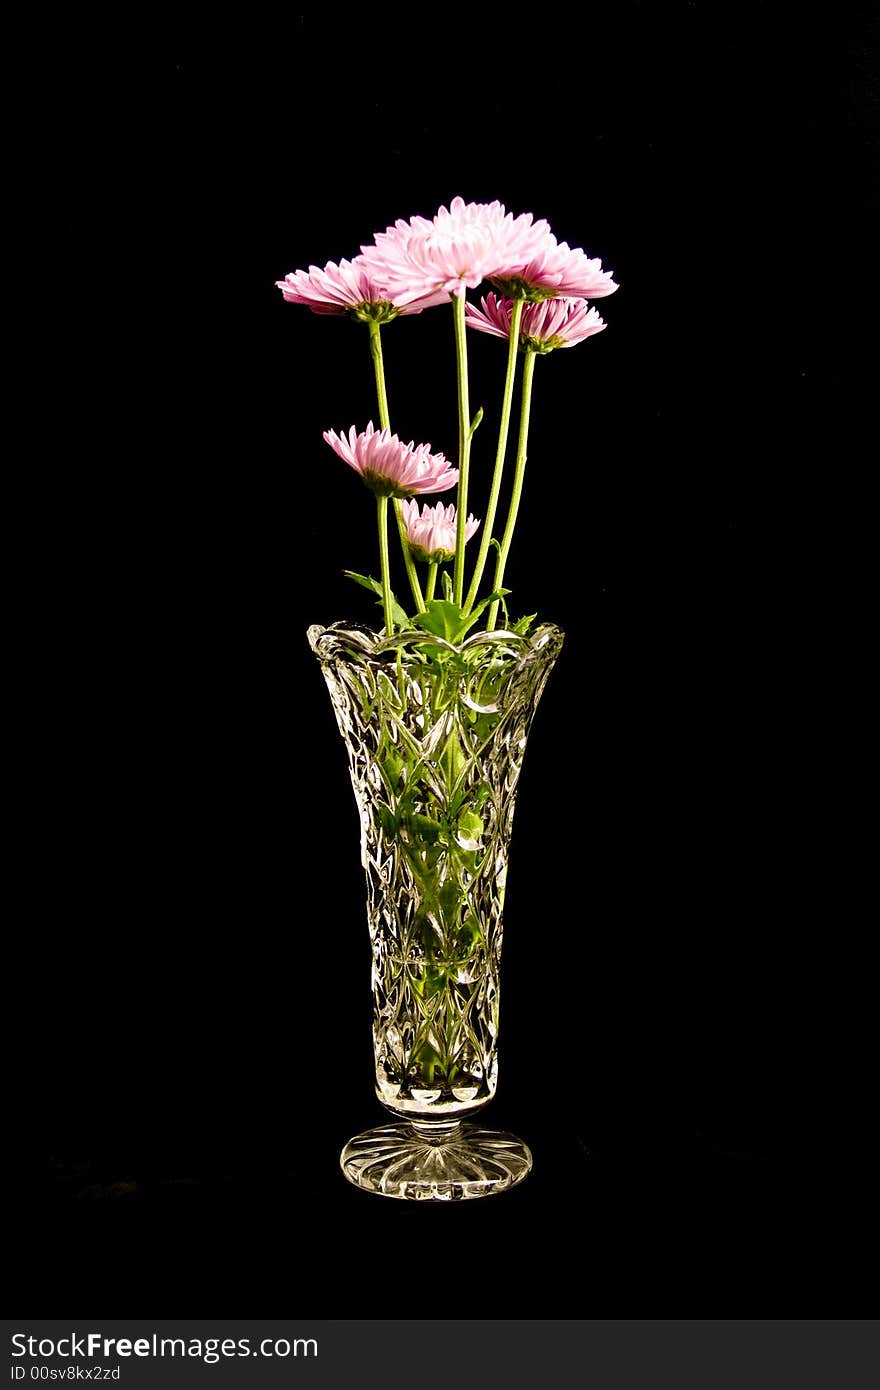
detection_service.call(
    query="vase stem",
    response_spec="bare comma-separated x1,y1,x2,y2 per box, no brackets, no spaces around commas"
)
409,1118,463,1143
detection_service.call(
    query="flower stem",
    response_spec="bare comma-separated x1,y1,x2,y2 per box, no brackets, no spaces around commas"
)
487,348,537,632
425,561,438,602
393,504,424,612
368,319,391,430
452,292,472,607
368,320,424,612
376,493,394,636
463,296,524,615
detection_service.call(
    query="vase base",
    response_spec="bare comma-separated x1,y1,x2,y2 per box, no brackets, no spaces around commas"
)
340,1122,532,1201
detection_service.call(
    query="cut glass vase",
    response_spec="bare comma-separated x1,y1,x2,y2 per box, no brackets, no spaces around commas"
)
308,621,564,1200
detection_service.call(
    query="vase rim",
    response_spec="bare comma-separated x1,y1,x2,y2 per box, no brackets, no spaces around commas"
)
307,619,565,663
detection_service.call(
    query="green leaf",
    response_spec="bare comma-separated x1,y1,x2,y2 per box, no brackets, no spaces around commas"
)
457,916,484,950
343,571,410,627
441,570,453,601
412,593,511,645
382,748,404,785
438,876,464,923
343,569,381,595
450,781,491,818
511,611,537,636
456,809,484,847
468,406,484,440
403,812,442,844
443,730,467,784
390,595,411,627
377,804,398,836
412,599,468,642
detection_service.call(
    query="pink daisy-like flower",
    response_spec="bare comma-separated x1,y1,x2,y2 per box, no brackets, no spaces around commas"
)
275,255,440,321
359,196,550,307
466,292,607,353
322,422,458,498
401,499,480,562
490,231,618,303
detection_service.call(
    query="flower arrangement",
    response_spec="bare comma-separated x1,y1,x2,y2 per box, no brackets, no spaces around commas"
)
289,200,619,1196
278,197,617,641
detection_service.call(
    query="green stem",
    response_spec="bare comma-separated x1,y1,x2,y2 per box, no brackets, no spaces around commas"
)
425,562,438,602
368,319,391,430
452,293,472,607
487,348,537,632
368,320,424,613
393,502,424,612
376,494,394,636
463,296,524,614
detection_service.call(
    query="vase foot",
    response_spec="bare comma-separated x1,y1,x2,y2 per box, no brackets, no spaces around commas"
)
340,1122,532,1201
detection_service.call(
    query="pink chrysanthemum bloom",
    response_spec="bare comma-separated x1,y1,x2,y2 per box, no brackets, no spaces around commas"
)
275,255,440,322
466,292,607,354
400,500,480,563
359,196,550,307
490,231,618,303
322,422,458,498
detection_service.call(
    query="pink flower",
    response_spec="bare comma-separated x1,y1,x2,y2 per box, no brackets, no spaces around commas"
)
401,500,480,562
322,422,459,498
466,292,607,353
275,255,440,320
359,196,549,307
490,231,618,303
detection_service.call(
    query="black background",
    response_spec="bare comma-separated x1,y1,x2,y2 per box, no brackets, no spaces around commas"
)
13,5,876,1313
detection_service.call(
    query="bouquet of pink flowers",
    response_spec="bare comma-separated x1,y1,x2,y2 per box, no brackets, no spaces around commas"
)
287,200,619,1197
278,197,618,640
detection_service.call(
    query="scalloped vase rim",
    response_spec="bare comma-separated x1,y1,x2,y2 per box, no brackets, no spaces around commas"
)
307,618,565,660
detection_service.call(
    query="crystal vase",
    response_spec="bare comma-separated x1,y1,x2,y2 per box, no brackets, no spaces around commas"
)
308,620,564,1200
